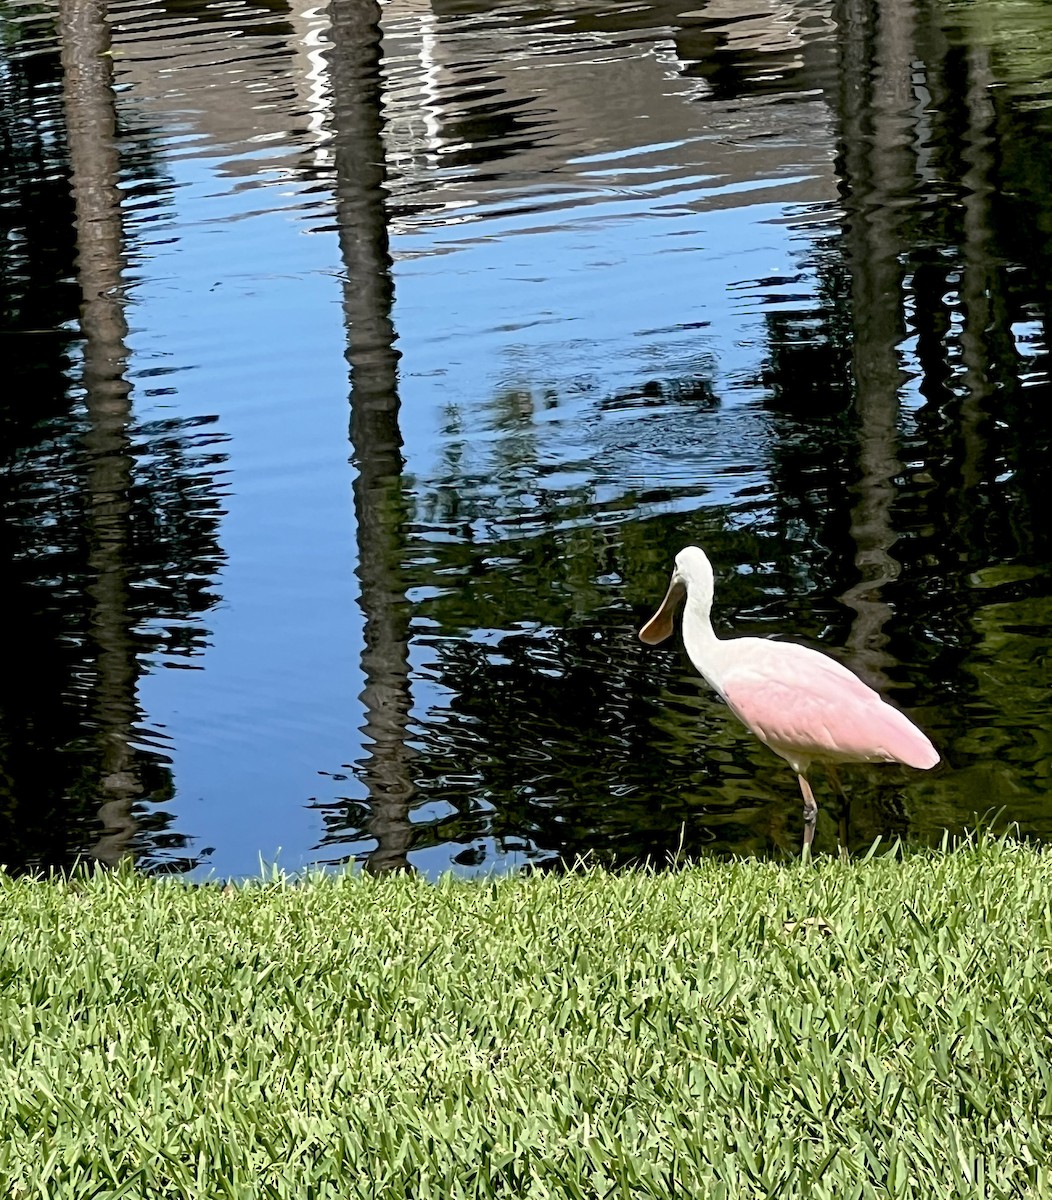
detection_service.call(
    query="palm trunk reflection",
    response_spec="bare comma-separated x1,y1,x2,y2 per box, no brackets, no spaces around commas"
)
59,0,139,866
328,0,415,873
835,0,919,691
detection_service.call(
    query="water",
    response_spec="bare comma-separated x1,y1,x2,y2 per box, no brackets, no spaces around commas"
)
3,0,1052,877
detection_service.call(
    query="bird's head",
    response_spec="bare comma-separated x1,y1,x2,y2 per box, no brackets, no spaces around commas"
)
638,545,714,644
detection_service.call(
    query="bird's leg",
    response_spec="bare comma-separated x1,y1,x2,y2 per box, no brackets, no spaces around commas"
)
828,764,850,863
798,774,818,863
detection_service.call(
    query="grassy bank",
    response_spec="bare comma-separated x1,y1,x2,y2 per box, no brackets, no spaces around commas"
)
3,838,1051,1199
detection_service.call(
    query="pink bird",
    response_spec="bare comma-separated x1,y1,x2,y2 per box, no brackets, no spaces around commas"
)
639,546,939,859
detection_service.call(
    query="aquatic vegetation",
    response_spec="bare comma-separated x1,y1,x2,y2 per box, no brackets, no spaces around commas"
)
1,837,1050,1197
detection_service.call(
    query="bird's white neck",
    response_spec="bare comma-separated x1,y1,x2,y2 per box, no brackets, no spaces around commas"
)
682,587,715,634
680,589,729,689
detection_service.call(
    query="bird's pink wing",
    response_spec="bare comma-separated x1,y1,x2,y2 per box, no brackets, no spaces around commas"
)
719,645,939,770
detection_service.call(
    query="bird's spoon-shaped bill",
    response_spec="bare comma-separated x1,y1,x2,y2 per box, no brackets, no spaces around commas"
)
638,576,686,645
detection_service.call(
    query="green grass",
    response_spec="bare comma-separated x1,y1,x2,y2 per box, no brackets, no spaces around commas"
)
2,837,1051,1198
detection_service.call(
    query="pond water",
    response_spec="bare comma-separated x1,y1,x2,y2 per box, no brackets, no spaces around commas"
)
3,0,1052,877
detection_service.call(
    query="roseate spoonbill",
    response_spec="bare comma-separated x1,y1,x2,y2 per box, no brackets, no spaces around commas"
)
639,546,939,859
